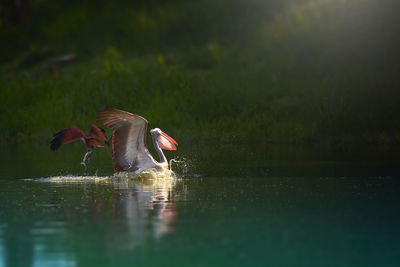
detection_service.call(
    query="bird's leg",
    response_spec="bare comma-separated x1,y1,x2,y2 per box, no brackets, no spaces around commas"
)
80,148,94,166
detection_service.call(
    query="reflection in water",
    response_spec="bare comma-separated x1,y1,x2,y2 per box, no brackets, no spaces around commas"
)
1,144,400,266
109,171,178,249
0,171,182,266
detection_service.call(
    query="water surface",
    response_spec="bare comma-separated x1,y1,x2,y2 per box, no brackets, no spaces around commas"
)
0,144,399,266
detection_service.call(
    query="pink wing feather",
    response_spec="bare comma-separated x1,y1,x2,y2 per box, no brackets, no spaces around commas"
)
88,124,108,142
50,126,88,150
97,108,154,173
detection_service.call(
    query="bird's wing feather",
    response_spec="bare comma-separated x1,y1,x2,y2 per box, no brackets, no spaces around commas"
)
86,139,106,147
50,126,87,150
88,124,108,142
97,108,154,172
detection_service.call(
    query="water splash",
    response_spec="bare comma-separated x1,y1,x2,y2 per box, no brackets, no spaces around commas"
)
37,169,176,183
38,175,110,183
33,158,199,184
169,156,192,174
112,169,178,189
113,168,176,180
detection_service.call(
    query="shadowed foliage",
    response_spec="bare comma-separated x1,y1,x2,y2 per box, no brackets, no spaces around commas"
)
1,0,400,144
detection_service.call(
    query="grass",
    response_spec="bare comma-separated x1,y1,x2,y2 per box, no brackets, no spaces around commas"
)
1,0,400,145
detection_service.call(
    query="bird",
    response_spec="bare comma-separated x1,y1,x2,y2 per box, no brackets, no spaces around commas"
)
50,124,109,166
97,108,178,174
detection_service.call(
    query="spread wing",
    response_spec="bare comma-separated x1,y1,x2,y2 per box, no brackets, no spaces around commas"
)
97,108,154,172
86,139,106,147
88,124,109,142
50,126,87,151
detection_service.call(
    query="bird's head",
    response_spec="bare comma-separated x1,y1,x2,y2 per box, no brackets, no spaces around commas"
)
151,128,178,150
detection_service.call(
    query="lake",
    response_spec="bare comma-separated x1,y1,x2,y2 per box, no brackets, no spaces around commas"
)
0,143,399,266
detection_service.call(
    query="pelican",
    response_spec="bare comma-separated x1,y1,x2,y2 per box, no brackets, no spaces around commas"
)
50,124,109,166
97,108,178,174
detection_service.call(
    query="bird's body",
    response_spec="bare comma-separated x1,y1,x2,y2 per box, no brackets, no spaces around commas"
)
97,108,178,174
50,124,109,166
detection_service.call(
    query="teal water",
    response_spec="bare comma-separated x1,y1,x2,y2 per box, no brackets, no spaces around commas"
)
0,144,399,266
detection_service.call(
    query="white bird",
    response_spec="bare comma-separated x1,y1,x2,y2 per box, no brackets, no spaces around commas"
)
97,108,178,174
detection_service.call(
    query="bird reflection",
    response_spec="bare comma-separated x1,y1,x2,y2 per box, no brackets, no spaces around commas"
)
0,175,181,266
84,175,179,250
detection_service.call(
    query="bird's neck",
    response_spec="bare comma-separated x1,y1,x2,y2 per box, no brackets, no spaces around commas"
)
152,135,167,165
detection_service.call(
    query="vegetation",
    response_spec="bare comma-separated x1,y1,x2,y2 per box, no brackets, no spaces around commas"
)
1,0,399,144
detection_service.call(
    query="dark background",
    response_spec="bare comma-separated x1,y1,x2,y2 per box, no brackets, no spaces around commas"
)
1,0,400,145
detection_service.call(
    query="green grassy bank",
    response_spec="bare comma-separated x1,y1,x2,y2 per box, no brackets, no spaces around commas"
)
1,0,400,144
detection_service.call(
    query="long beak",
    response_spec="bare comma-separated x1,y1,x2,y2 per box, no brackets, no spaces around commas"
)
158,131,178,151
161,132,178,146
